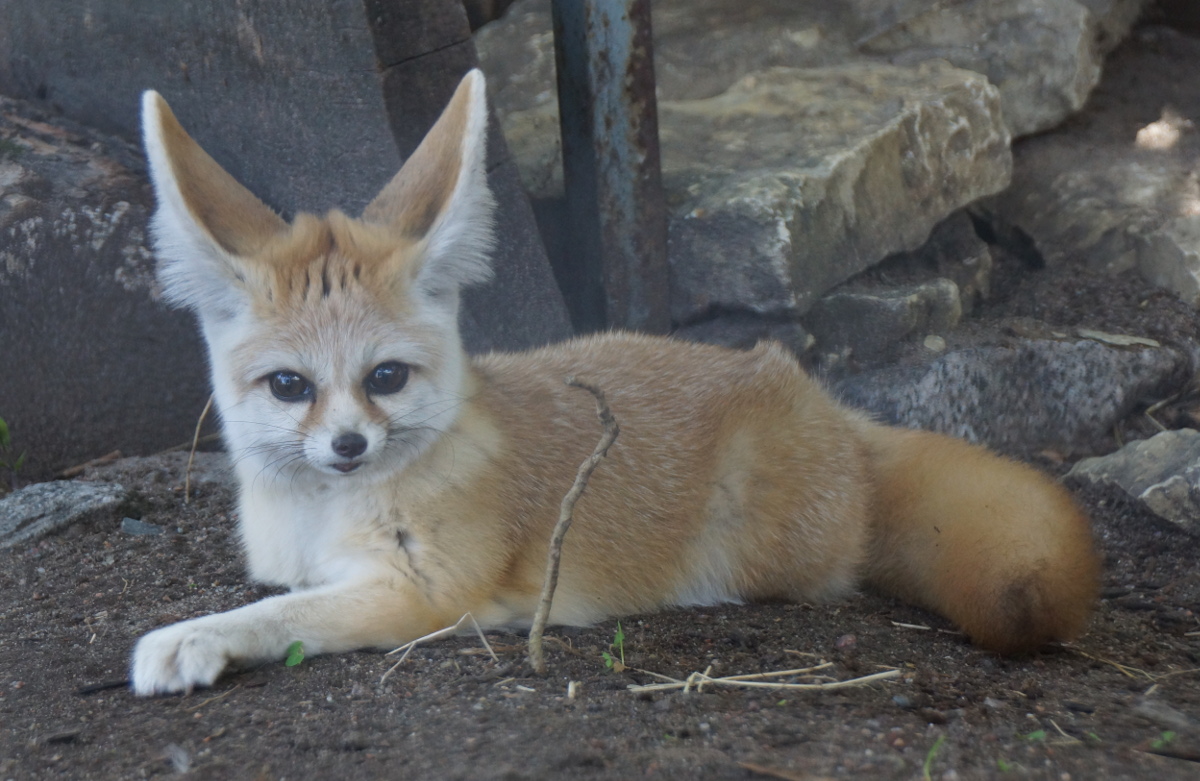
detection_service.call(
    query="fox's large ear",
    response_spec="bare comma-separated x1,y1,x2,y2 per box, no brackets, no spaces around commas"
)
142,91,287,318
362,69,495,295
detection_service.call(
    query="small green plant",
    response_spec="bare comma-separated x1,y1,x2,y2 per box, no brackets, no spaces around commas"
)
1151,730,1177,750
601,621,626,672
285,641,305,667
0,138,23,160
922,735,946,781
996,757,1013,772
0,417,27,493
1024,729,1047,743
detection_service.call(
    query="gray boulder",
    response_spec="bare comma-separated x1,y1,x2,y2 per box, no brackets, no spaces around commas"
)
480,0,1149,140
804,279,962,362
1067,429,1200,534
662,63,1010,323
477,0,1151,326
836,336,1189,454
0,481,126,548
0,98,212,481
857,0,1106,137
986,26,1200,305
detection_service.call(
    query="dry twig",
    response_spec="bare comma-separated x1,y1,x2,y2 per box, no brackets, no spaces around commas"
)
56,450,123,479
184,394,214,505
527,377,620,675
379,613,497,684
184,684,240,712
627,664,896,693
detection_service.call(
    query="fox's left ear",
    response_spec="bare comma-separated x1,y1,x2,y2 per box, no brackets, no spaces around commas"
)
142,91,287,319
363,69,496,295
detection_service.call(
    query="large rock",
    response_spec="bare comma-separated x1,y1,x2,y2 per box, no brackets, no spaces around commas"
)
499,58,1012,323
480,0,1148,141
0,97,213,481
0,0,572,355
986,26,1200,305
477,0,1151,325
835,335,1189,454
0,481,127,549
857,0,1104,137
1067,429,1200,534
663,63,1009,322
804,278,962,362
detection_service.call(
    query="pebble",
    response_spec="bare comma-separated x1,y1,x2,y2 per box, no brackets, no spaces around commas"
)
121,517,165,536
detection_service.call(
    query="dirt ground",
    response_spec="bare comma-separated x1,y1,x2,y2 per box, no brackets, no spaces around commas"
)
5,18,1200,781
3,441,1200,781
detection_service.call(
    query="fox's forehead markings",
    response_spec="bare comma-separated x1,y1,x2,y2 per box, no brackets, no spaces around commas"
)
237,210,422,313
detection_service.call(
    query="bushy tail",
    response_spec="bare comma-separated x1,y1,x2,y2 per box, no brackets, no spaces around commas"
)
857,422,1100,654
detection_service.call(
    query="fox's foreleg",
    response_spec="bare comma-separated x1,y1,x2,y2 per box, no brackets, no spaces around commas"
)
131,578,453,696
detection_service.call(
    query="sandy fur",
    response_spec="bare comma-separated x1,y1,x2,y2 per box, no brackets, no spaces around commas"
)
130,70,1099,695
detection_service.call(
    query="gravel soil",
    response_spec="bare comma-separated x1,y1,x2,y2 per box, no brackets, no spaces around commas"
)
1,451,1199,781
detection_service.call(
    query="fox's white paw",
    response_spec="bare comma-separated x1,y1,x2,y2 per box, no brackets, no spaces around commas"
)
131,619,234,696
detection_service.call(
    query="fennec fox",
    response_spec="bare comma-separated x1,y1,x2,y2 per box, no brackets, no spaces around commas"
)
131,70,1099,695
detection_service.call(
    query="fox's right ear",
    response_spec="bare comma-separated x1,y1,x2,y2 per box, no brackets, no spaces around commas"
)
142,91,287,319
362,69,495,297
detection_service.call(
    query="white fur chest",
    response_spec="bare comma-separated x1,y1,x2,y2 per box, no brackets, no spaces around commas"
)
233,465,392,590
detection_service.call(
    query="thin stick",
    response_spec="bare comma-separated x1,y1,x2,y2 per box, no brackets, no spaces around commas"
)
184,394,214,506
150,433,221,457
1145,391,1182,432
1048,719,1082,746
628,667,899,693
379,612,496,684
892,621,932,631
705,663,834,682
527,377,620,675
1070,649,1151,680
184,684,240,712
56,449,123,480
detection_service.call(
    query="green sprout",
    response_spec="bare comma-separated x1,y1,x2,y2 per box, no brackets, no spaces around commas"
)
1024,729,1047,742
285,641,305,667
0,138,23,160
1151,730,1177,750
922,735,946,781
601,621,626,671
0,418,27,493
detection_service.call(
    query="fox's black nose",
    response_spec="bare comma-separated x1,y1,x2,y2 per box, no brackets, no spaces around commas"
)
331,432,368,459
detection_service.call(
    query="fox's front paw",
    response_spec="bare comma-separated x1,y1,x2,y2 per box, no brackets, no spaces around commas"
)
131,619,233,696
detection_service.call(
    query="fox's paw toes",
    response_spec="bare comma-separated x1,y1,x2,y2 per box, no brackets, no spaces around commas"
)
131,620,231,696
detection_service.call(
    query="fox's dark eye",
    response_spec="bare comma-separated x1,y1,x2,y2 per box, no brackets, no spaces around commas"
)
365,361,409,395
268,371,313,402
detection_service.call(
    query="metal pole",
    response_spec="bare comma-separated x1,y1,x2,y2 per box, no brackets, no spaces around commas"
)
551,0,669,333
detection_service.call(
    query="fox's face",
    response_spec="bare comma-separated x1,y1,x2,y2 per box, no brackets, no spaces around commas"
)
203,216,470,482
143,72,495,485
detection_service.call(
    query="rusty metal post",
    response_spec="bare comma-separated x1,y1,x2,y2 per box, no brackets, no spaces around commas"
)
551,0,670,334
